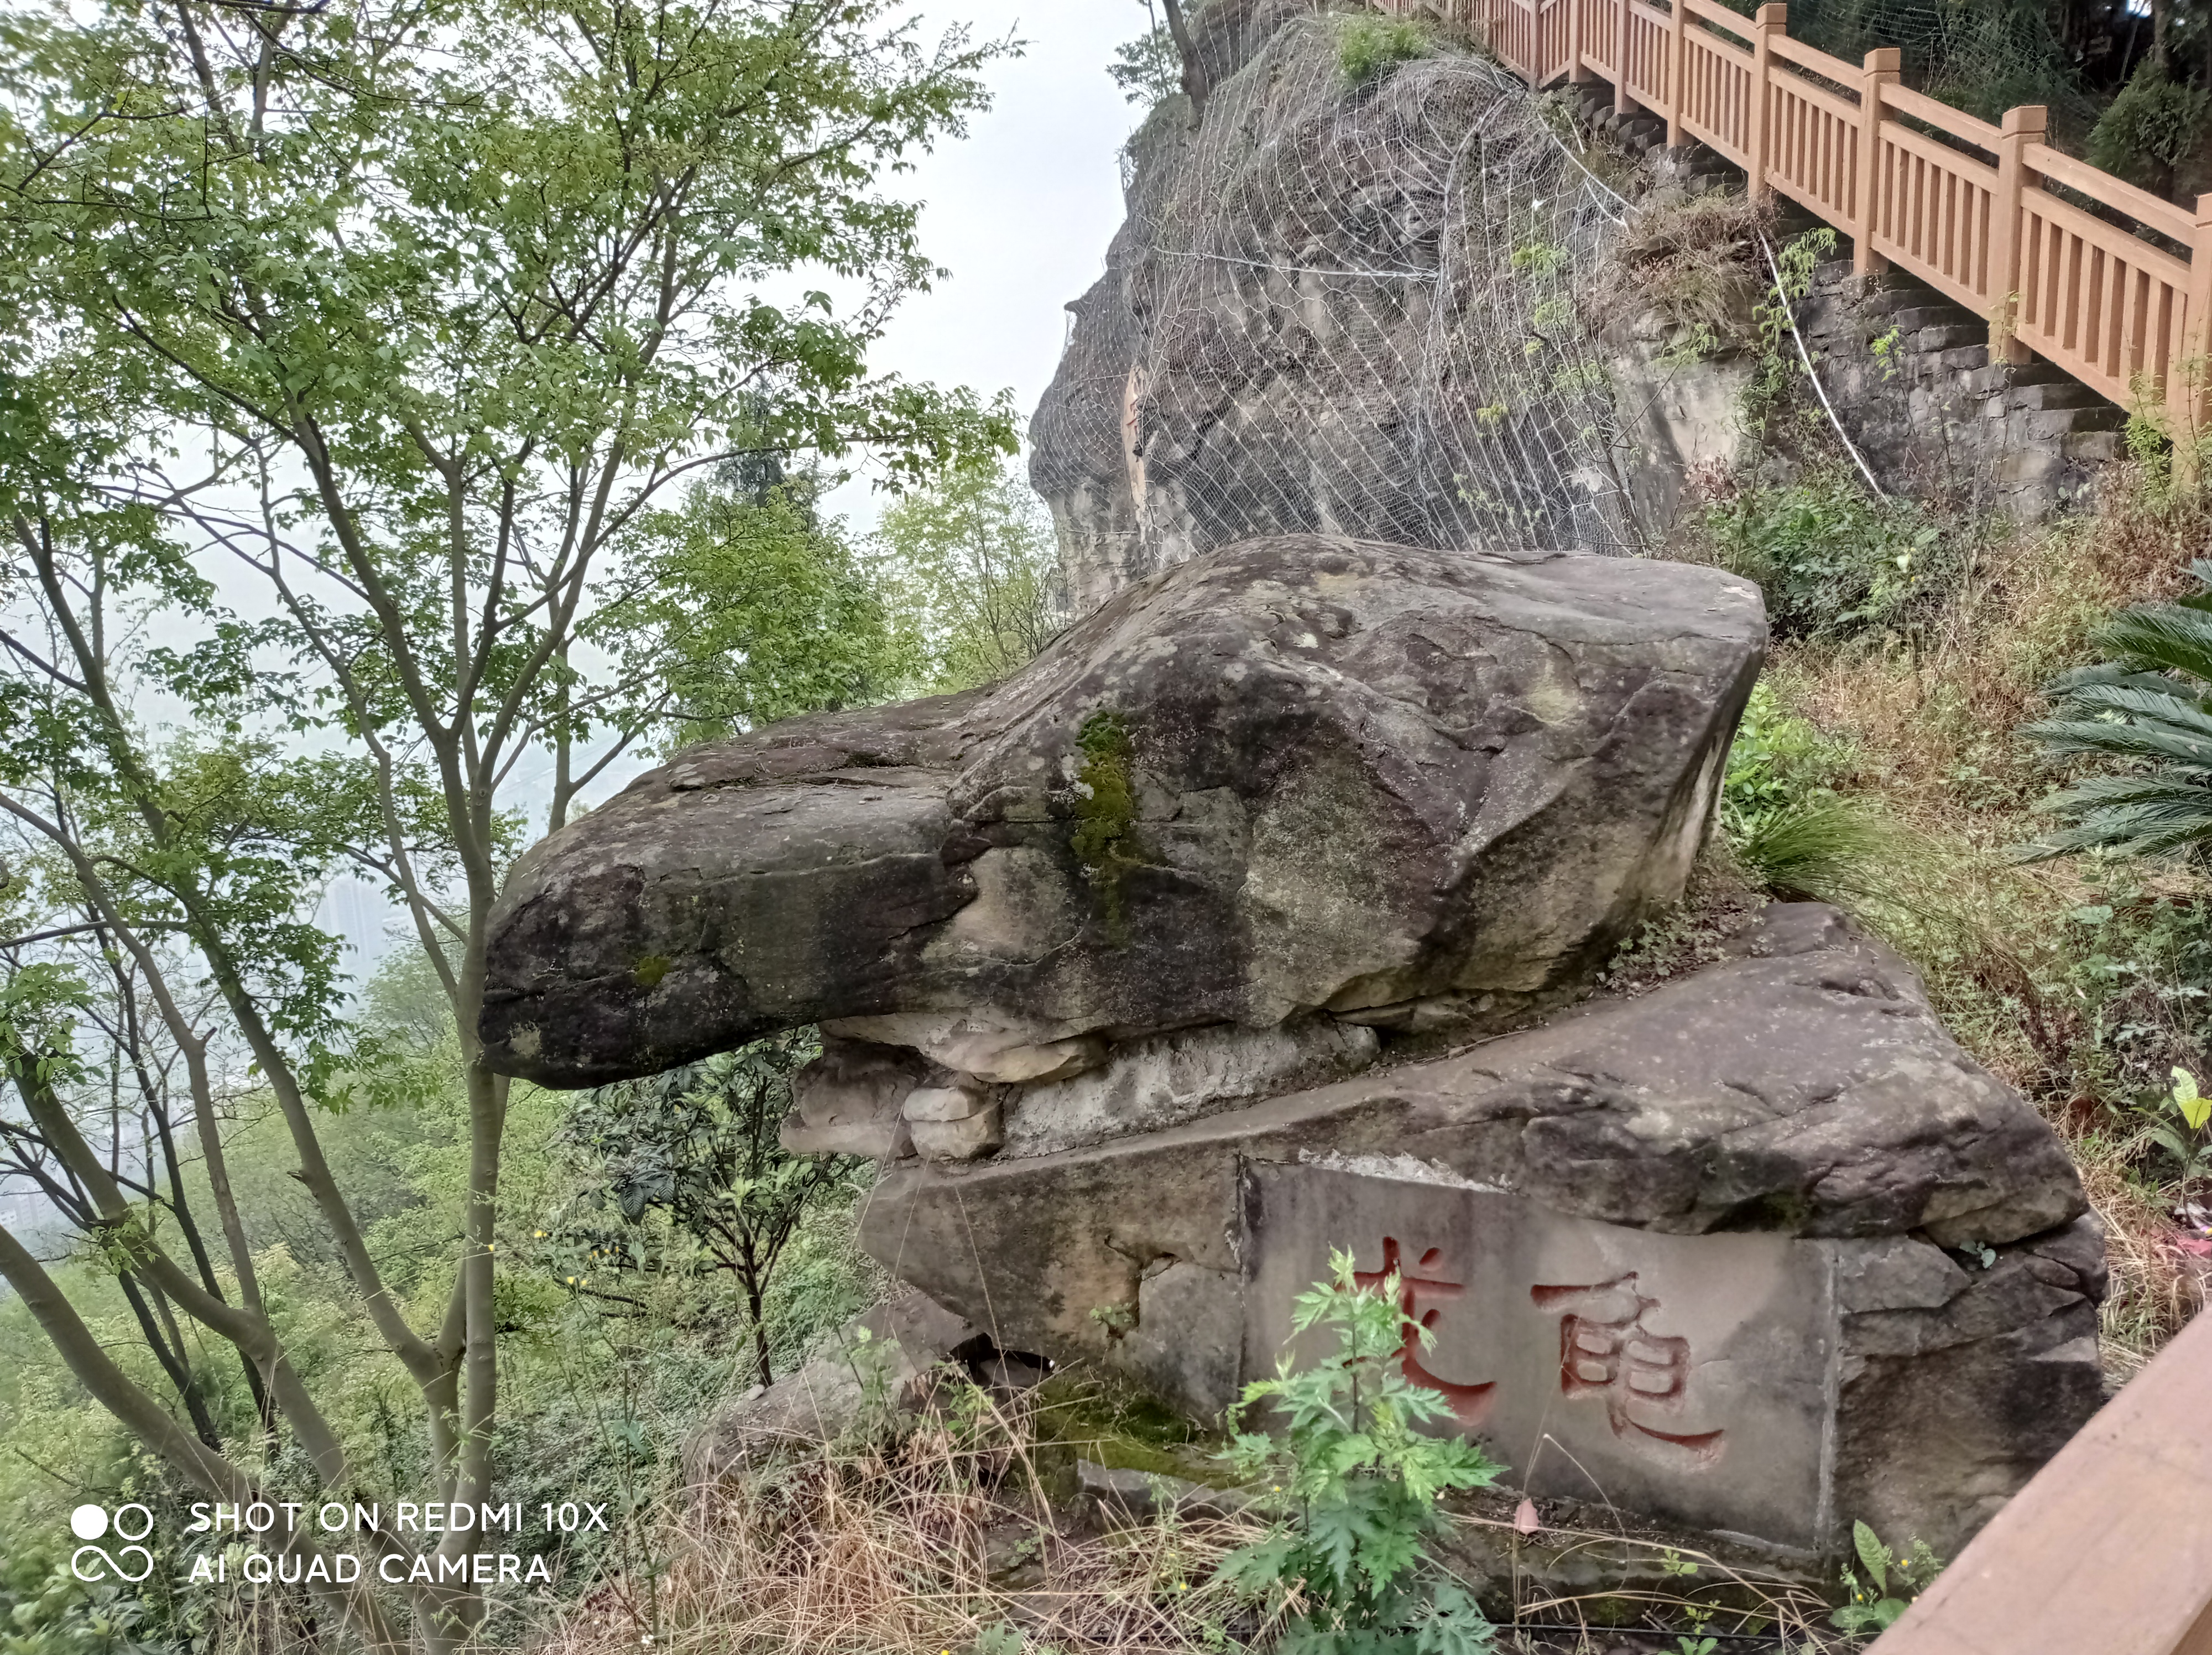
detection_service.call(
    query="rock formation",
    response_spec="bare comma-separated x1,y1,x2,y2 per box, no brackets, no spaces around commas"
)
482,534,1764,1133
1031,4,1634,613
480,525,2102,1563
477,0,2110,1571
859,903,2103,1562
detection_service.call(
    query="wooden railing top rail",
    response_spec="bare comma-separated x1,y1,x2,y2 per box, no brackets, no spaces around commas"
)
1876,80,2002,149
2026,142,2199,245
1676,0,1755,38
1765,33,1848,76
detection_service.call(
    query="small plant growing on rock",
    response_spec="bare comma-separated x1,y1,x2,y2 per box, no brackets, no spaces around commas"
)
1335,15,1430,84
1214,1250,1502,1653
1830,1520,1940,1640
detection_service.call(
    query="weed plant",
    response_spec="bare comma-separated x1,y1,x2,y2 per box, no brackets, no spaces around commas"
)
1335,15,1430,83
1218,1252,1501,1653
1699,473,1958,644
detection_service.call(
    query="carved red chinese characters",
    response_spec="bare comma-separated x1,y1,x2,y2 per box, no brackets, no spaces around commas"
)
1531,1273,1726,1467
1352,1237,1496,1426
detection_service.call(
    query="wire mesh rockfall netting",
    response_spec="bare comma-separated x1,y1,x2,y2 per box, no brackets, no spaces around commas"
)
1772,0,2100,129
1030,1,1641,613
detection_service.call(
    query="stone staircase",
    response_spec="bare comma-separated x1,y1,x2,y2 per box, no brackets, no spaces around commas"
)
1569,84,2129,509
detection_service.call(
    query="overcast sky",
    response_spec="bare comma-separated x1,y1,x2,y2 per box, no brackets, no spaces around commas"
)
321,2,1147,965
821,1,1143,526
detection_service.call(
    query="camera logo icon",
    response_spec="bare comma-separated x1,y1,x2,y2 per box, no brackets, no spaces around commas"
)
69,1504,154,1582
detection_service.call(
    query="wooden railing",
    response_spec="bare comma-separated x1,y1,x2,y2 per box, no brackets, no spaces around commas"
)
1866,1304,2212,1653
1378,0,2212,460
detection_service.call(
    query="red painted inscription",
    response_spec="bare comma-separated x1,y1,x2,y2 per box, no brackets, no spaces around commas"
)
1531,1273,1726,1467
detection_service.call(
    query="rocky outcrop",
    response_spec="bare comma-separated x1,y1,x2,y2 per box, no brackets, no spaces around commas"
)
481,535,1764,1122
1611,253,2125,534
1031,8,1632,614
857,902,2103,1561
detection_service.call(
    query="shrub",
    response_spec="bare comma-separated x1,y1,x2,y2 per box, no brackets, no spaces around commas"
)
1700,475,1955,643
1216,1251,1501,1653
2086,64,2211,195
1336,15,1430,83
2020,561,2212,862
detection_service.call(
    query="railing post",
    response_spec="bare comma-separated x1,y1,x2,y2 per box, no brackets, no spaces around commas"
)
2174,193,2212,488
1614,0,1635,115
1853,46,1899,277
1745,3,1785,203
1664,0,1688,147
1570,0,1597,82
1987,104,2047,365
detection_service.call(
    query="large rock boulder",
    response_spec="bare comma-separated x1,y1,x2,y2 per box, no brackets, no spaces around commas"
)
479,535,1764,1105
858,903,2103,1563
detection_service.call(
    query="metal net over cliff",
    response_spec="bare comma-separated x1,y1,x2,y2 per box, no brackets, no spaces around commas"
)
1031,2,1637,613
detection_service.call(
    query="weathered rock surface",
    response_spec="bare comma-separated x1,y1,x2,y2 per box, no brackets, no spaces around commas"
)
480,535,1764,1096
685,1290,982,1484
857,904,2101,1560
1030,8,1634,615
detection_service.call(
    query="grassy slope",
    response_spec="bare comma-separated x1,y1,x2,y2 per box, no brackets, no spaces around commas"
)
1691,467,2212,1383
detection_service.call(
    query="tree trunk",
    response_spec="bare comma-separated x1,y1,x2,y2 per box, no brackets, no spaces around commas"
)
747,1277,773,1389
1160,0,1208,121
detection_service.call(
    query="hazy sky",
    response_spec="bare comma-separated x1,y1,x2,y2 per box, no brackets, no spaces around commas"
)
822,1,1144,525
321,2,1149,965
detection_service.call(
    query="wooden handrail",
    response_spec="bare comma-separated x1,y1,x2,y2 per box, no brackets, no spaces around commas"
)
2025,142,2199,245
1866,1306,2212,1653
1876,80,2003,149
1374,0,2211,477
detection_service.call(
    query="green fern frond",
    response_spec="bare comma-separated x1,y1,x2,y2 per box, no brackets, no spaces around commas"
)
2046,683,2212,736
2095,606,2212,683
2019,720,2212,771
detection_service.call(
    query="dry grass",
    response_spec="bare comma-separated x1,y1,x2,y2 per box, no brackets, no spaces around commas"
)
1459,1510,1837,1648
1779,466,2207,823
1585,187,1773,344
537,1384,1266,1655
1738,466,2212,1382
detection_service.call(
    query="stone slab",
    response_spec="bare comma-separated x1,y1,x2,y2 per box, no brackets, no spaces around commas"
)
1243,1162,1834,1552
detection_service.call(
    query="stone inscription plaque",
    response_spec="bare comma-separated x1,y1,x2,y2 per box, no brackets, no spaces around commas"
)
1241,1162,1837,1552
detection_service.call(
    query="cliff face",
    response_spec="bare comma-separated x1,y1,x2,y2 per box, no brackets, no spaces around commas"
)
1030,4,1635,615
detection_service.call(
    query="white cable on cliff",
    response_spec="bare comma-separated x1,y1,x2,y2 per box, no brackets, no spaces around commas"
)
1755,228,1888,500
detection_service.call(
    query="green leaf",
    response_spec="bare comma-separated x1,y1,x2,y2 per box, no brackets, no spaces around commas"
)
2174,1066,2210,1131
1853,1520,1892,1592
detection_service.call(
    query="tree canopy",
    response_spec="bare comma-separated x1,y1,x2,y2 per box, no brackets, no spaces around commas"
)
0,0,1016,1647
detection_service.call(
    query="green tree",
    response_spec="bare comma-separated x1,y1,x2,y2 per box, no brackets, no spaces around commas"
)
595,469,914,756
551,1034,866,1389
0,0,1012,1646
1111,3,1185,105
2086,61,2211,199
873,460,1064,692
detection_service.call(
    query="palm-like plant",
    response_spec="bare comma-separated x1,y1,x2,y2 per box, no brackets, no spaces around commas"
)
2022,562,2212,860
